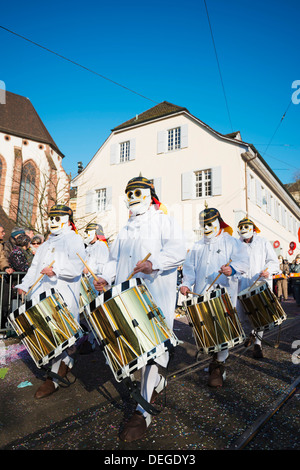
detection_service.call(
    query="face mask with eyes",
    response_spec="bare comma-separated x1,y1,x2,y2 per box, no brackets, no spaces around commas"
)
203,219,220,239
84,229,96,245
238,223,254,239
125,188,152,215
48,215,69,235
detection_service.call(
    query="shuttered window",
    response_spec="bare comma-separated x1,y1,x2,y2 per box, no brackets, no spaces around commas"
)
181,167,221,200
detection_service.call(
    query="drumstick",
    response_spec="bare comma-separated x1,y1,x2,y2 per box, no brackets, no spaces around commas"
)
76,253,98,281
206,259,232,292
248,268,269,291
26,260,55,296
127,253,151,280
76,253,107,292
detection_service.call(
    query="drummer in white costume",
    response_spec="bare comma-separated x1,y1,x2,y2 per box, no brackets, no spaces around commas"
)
16,204,85,398
236,217,280,358
180,207,249,387
93,176,186,442
83,222,109,277
80,222,109,354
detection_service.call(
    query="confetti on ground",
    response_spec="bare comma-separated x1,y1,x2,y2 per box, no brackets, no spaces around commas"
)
0,367,9,379
17,381,33,388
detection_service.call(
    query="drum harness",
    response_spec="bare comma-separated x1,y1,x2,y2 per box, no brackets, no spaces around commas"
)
123,346,176,417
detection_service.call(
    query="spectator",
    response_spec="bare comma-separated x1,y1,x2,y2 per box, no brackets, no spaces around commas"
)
290,255,300,306
8,234,32,272
24,227,35,240
0,224,14,275
30,234,44,254
3,227,25,260
0,224,14,329
277,258,290,302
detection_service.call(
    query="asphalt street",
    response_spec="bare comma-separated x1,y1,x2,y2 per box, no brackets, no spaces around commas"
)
1,296,299,455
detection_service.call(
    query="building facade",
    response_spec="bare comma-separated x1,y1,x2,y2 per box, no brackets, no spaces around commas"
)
0,91,70,234
72,101,300,259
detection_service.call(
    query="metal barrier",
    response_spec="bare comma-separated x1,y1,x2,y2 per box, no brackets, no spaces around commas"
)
0,271,26,333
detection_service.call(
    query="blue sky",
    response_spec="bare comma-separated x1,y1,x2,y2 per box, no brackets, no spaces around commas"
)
0,0,299,183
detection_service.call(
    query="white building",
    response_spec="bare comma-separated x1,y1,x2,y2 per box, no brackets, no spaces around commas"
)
0,91,70,234
72,101,300,259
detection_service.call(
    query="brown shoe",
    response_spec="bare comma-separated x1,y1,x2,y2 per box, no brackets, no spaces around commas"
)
57,361,71,378
253,344,263,359
244,333,255,348
208,361,226,387
34,378,57,399
119,411,147,442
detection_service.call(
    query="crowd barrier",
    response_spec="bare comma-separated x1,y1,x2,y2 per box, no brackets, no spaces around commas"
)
0,271,25,333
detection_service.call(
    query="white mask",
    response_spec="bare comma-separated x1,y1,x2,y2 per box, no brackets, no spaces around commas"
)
238,223,254,239
125,188,151,215
48,215,69,235
203,219,220,239
84,229,96,245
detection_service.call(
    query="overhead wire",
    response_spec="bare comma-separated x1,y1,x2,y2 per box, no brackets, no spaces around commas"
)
0,25,158,105
262,100,293,156
203,0,233,132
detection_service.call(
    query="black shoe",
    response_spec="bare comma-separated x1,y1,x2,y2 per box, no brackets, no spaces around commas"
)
253,344,263,359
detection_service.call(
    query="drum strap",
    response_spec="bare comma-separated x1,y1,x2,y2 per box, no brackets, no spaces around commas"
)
45,368,76,387
123,377,161,416
42,359,78,387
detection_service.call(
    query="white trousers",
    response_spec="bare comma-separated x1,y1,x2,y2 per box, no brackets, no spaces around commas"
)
51,352,74,388
136,363,162,422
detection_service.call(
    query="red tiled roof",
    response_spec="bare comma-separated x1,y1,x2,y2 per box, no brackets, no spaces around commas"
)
0,91,64,157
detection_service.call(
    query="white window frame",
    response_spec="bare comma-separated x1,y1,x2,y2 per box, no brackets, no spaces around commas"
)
195,169,212,198
157,124,188,154
181,167,221,200
168,127,181,151
96,188,107,212
110,139,136,165
120,141,130,163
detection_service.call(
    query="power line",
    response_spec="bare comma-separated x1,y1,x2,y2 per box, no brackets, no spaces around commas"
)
0,25,158,104
263,151,299,171
203,0,233,131
262,100,293,156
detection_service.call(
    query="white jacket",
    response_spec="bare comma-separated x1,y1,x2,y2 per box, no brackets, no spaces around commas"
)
101,205,187,330
15,227,85,321
85,240,109,277
238,233,280,291
181,230,249,305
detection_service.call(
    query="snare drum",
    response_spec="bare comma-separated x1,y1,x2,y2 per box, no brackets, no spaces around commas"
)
83,278,179,382
9,288,82,368
184,287,245,354
238,281,287,331
79,275,98,312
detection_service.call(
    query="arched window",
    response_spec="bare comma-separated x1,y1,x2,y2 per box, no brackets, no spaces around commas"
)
17,162,36,225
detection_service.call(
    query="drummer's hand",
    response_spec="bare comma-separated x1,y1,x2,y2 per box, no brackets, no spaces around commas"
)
133,260,153,275
219,265,233,276
180,286,190,296
260,269,269,279
41,267,55,277
94,277,108,292
83,267,88,274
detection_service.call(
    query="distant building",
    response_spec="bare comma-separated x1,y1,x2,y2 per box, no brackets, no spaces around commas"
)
0,91,70,235
285,180,300,205
71,101,300,259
